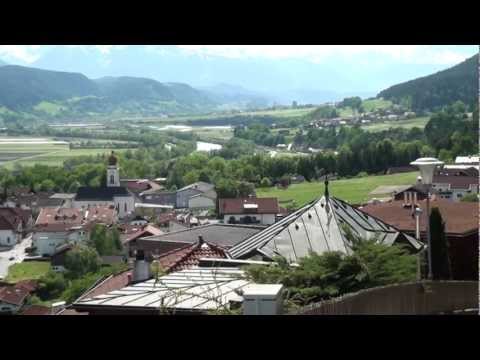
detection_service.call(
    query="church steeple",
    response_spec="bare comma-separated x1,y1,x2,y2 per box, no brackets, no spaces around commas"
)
107,151,120,187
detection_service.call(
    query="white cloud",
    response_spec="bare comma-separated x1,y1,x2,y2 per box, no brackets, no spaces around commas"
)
176,45,474,65
0,45,474,67
0,45,44,63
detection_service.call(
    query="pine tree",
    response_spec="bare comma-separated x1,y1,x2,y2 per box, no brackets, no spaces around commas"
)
429,207,452,280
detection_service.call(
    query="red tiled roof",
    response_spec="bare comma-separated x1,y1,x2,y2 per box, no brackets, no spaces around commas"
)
0,207,32,228
219,197,279,215
360,199,478,235
155,241,227,273
35,206,116,232
20,305,51,315
120,224,164,244
433,175,478,189
0,285,29,306
78,270,133,301
0,214,20,230
15,280,38,293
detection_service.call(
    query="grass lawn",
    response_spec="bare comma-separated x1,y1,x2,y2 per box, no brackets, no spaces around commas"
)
6,261,51,283
257,172,418,206
362,98,393,112
361,117,429,132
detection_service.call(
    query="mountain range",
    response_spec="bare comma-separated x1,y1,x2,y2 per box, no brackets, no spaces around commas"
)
377,54,478,111
0,65,271,119
0,52,477,121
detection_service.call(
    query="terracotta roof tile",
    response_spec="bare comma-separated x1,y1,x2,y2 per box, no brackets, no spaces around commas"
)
155,241,227,273
0,285,29,306
360,199,478,235
78,270,133,301
433,175,478,189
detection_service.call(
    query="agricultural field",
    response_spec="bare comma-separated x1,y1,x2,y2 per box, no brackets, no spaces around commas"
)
5,261,51,283
361,117,429,132
0,137,133,168
257,172,418,206
362,98,393,112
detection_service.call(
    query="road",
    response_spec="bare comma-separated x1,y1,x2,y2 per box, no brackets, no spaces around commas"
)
0,235,32,280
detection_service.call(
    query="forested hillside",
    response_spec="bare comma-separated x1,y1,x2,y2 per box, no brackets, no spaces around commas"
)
377,54,478,112
0,65,99,109
0,65,265,121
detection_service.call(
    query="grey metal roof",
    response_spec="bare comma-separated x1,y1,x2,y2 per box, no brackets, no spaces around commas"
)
228,196,423,262
73,267,249,312
140,223,265,248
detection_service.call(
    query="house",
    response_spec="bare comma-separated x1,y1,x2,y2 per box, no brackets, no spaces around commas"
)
369,185,428,202
2,190,60,215
290,175,306,184
360,198,479,280
49,193,76,208
0,208,33,246
432,175,478,201
137,223,264,258
73,152,135,219
140,191,177,207
119,224,164,257
455,155,479,165
386,166,416,175
33,206,117,256
154,237,228,273
227,190,422,263
188,189,216,211
176,182,216,209
121,179,164,203
51,243,74,272
219,197,282,225
72,267,250,315
0,283,31,314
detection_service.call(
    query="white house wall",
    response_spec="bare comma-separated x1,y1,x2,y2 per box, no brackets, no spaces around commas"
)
0,229,20,246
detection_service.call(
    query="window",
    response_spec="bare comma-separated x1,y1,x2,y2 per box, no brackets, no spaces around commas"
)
124,203,127,212
110,174,115,185
457,193,463,198
7,237,10,244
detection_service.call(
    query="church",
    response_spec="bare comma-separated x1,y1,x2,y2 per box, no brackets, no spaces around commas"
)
73,152,135,219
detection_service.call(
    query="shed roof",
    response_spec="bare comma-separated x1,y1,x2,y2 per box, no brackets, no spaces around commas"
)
74,267,249,313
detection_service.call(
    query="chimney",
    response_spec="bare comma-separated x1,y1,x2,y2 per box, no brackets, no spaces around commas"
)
133,249,151,283
242,284,284,315
198,235,204,245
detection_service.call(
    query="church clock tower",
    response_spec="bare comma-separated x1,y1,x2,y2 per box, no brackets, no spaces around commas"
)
107,151,120,187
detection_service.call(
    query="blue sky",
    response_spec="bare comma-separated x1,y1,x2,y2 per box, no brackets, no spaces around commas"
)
0,45,477,102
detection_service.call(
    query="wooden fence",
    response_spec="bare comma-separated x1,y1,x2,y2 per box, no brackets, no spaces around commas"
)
292,281,479,315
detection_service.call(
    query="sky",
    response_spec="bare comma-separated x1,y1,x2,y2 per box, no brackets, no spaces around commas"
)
0,45,477,103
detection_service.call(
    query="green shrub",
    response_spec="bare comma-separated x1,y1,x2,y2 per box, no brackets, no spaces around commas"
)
37,271,67,300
